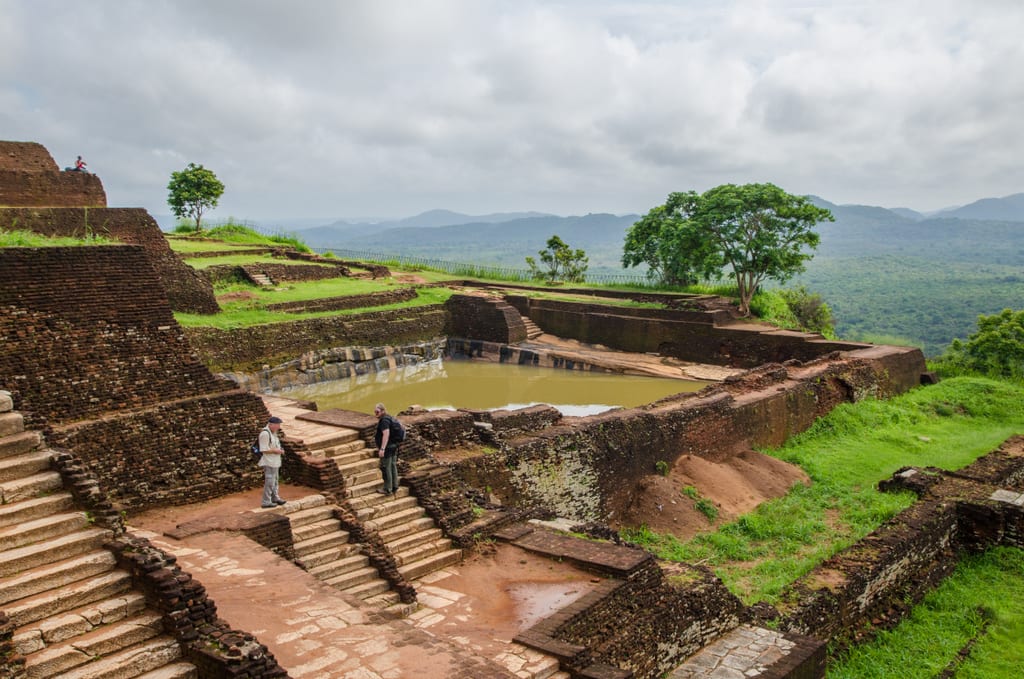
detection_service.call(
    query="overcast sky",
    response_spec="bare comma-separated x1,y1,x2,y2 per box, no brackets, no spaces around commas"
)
3,1,1022,221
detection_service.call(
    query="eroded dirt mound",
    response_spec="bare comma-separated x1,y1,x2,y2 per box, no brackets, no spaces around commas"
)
615,449,810,540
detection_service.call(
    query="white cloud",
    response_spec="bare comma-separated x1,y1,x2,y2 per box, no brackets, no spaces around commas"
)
2,0,1023,218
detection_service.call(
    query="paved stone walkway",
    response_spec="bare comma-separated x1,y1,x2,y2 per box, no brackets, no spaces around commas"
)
128,486,576,678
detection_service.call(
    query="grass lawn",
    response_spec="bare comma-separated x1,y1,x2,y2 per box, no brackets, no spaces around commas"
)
175,286,454,329
827,546,1024,678
166,238,271,254
183,253,338,268
623,377,1024,604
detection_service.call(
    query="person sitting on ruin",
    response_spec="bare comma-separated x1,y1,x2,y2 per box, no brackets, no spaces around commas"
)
66,155,88,173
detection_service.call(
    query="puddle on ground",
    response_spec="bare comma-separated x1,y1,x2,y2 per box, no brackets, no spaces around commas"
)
506,580,595,630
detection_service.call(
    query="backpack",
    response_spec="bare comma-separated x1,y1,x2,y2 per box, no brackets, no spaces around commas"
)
251,435,262,460
388,416,406,444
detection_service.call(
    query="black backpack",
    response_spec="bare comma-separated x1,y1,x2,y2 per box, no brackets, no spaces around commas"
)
251,429,265,459
388,416,406,444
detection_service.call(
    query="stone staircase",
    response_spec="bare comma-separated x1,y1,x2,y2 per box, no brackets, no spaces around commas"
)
278,495,397,606
248,271,274,287
0,402,197,679
521,315,544,340
303,429,462,587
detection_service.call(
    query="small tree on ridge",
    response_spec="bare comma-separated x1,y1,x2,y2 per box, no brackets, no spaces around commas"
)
526,235,589,284
167,163,225,234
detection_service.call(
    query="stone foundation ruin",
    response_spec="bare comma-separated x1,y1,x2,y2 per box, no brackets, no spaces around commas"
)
2,140,1012,678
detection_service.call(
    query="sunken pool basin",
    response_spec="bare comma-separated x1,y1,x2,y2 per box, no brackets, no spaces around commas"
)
278,359,706,417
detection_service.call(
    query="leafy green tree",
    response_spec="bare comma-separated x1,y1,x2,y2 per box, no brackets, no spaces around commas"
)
526,235,589,284
937,308,1024,378
167,163,225,234
624,183,834,314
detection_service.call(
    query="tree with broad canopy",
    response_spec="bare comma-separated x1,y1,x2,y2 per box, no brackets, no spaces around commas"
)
623,183,834,314
167,163,225,234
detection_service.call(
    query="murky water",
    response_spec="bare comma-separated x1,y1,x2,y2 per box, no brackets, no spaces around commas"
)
278,359,705,416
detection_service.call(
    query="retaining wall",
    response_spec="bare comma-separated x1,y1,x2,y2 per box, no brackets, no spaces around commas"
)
184,306,448,371
509,296,870,368
0,246,269,512
0,207,219,314
770,436,1024,649
442,348,924,523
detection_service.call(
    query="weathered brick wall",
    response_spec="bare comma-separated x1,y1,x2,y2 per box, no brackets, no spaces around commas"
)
225,340,446,392
50,391,268,511
0,141,106,207
0,207,219,313
0,246,230,427
184,306,449,371
444,294,527,344
514,297,874,368
775,499,959,643
561,566,744,678
447,350,924,523
772,439,1024,651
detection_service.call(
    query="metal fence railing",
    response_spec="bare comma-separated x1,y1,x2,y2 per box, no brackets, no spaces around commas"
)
317,248,653,286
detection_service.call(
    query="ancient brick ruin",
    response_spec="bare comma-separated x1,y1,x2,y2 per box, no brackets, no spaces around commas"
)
2,140,1013,678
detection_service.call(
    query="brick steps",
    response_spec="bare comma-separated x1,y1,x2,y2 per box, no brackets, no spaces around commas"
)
307,553,370,581
323,565,379,590
398,548,463,581
0,491,75,529
0,406,197,679
355,495,419,522
41,635,185,679
136,663,199,679
0,449,52,482
293,530,352,558
348,487,411,511
0,511,90,551
7,570,133,629
0,549,116,606
0,526,112,578
298,541,363,569
364,506,427,532
292,517,343,543
22,611,164,677
0,469,63,504
393,537,454,568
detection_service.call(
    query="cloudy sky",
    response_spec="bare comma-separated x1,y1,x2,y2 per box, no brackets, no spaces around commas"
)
3,1,1022,221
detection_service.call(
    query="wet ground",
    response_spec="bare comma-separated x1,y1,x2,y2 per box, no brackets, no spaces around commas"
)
128,485,593,678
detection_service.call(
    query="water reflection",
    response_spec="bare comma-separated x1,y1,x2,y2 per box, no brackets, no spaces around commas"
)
278,359,705,416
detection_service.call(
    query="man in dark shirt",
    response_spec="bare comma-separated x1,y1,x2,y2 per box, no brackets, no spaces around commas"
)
373,403,399,495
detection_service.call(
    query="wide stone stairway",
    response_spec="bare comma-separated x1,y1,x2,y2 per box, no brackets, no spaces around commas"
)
264,402,462,606
0,403,197,679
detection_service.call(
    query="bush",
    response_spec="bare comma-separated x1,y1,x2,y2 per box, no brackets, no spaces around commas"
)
933,308,1024,379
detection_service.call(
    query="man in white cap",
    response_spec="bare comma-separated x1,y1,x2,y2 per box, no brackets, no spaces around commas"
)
258,416,287,508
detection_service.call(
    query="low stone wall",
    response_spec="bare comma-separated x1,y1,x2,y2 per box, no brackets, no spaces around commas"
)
504,525,744,679
511,296,871,368
241,262,348,283
769,436,1024,650
184,306,449,372
265,287,417,313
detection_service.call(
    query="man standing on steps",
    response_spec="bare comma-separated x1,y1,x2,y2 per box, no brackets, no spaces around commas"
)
258,416,287,508
374,403,399,495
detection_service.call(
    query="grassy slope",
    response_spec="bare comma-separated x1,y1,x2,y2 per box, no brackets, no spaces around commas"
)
623,377,1024,673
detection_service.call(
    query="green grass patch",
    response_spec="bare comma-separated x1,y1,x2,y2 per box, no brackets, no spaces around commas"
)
215,277,397,306
1,229,117,247
183,253,332,269
622,377,1024,603
827,546,1024,678
175,286,453,329
173,222,312,252
166,238,270,254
